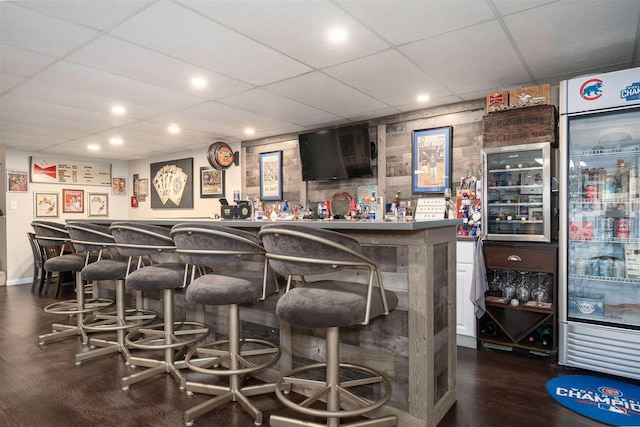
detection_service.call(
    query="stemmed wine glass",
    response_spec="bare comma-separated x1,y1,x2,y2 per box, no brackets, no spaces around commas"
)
502,270,516,301
490,270,504,292
531,272,549,305
515,271,531,303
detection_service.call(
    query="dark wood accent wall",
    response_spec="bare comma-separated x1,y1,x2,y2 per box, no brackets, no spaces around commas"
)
242,99,486,205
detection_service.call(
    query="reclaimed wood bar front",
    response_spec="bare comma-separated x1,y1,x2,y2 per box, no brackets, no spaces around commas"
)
76,218,458,426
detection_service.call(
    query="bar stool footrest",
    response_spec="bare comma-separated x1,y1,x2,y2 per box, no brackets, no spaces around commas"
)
274,362,394,421
184,338,280,377
125,321,209,350
82,308,157,332
43,298,113,315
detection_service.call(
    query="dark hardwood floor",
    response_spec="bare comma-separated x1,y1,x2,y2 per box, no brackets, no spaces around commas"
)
0,283,629,426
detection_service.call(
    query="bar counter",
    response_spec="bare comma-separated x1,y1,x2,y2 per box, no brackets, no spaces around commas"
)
74,218,459,426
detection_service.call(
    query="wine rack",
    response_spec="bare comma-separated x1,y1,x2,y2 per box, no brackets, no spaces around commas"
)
478,241,558,360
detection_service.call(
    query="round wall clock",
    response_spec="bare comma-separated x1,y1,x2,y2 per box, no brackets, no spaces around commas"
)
207,142,235,170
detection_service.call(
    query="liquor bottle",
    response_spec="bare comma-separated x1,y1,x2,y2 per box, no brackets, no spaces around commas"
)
369,192,377,221
629,165,638,212
615,159,629,199
405,200,414,222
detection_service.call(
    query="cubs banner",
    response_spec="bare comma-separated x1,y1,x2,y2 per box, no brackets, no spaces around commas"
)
565,66,640,114
546,374,640,426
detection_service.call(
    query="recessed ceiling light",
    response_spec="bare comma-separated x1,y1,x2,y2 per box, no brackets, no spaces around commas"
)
417,94,430,102
191,78,207,88
111,105,126,115
168,124,180,134
244,128,255,135
328,28,347,42
109,137,123,145
88,144,100,151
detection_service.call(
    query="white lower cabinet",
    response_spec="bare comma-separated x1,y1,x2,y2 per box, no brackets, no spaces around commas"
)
456,240,476,348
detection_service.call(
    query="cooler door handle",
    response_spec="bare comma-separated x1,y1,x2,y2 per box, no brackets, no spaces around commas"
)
507,255,522,262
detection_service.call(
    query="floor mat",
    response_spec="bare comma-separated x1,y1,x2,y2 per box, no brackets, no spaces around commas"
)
546,374,640,426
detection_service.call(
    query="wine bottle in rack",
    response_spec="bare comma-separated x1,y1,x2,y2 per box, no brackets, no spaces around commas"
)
539,326,552,347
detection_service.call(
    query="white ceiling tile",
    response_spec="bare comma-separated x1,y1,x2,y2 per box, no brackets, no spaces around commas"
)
0,1,638,159
0,2,99,57
492,0,557,17
66,35,254,100
504,0,640,78
219,88,339,125
0,120,84,141
19,0,151,31
8,80,162,121
182,0,389,69
324,49,451,106
0,73,24,92
33,61,206,111
182,101,301,131
109,1,312,86
336,0,495,45
265,72,389,116
140,113,245,138
400,21,531,95
0,45,55,77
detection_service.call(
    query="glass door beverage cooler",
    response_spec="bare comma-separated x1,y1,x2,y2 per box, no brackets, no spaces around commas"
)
482,142,554,242
559,66,640,380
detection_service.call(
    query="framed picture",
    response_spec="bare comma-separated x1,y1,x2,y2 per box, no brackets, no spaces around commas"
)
34,192,58,218
87,193,108,217
260,151,282,201
62,189,84,213
112,177,126,195
412,126,452,194
150,158,194,209
7,169,28,192
200,167,225,198
138,178,148,202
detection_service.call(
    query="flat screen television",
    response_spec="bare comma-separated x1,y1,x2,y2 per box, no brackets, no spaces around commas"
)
298,124,372,181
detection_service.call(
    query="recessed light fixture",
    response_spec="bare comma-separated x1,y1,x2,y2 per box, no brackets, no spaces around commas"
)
88,144,100,151
191,77,207,88
244,128,255,135
109,137,123,145
328,28,347,42
168,124,180,134
417,94,430,102
111,105,126,115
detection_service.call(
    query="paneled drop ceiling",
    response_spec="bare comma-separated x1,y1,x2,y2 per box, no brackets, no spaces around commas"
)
1,0,639,160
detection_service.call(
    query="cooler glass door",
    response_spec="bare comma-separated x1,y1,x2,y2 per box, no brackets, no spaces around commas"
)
566,108,640,328
482,142,551,242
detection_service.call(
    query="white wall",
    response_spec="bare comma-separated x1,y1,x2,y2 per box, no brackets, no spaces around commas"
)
2,144,243,286
3,149,128,285
126,142,241,220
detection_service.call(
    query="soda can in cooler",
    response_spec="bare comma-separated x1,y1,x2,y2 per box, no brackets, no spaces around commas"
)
604,217,615,238
589,258,600,277
617,218,630,239
614,258,626,278
600,257,613,278
575,258,589,276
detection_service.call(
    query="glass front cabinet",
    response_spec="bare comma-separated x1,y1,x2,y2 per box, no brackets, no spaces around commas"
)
482,142,554,242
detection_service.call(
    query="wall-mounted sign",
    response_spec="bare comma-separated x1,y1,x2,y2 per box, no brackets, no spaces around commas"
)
30,156,112,186
207,142,235,170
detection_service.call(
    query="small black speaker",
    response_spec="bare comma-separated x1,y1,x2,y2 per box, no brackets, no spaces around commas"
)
220,205,234,219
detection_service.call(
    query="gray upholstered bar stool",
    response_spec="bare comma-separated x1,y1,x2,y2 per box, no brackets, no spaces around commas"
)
170,223,281,427
66,222,157,366
31,220,112,346
109,222,209,391
259,224,398,427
